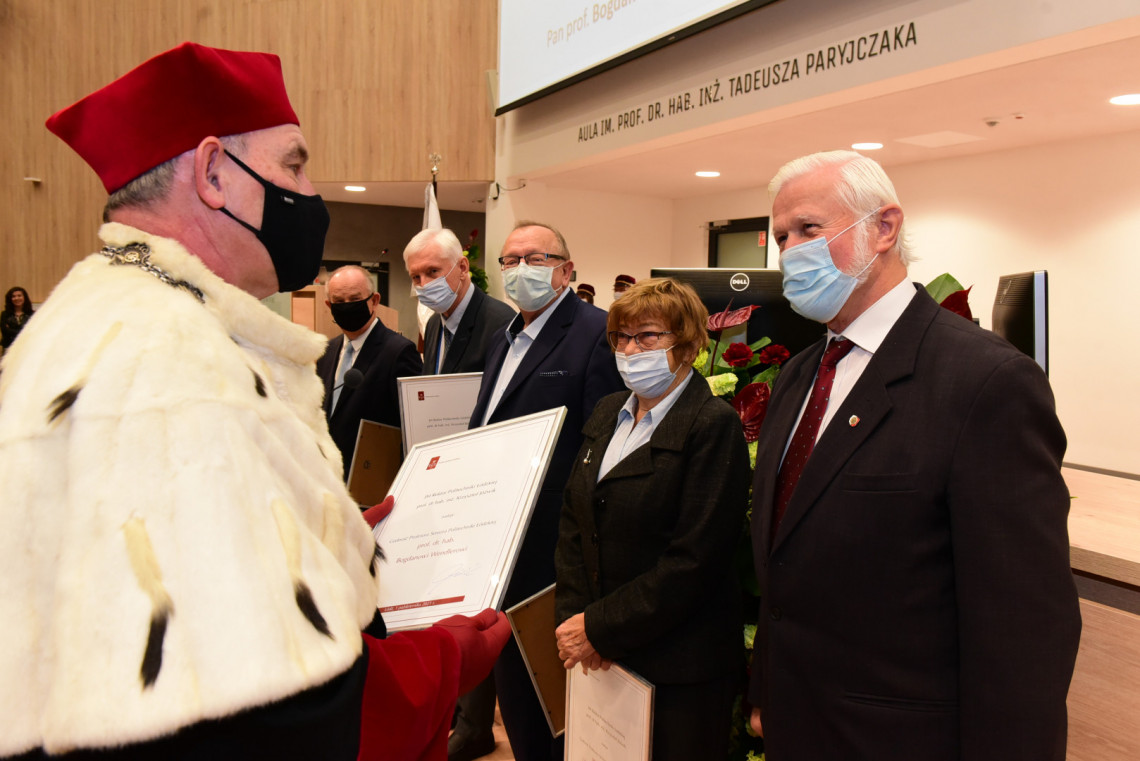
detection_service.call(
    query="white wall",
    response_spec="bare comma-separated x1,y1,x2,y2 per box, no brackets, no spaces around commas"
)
888,130,1140,472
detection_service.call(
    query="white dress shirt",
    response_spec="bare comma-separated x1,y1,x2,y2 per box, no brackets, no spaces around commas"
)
481,287,572,425
783,279,916,460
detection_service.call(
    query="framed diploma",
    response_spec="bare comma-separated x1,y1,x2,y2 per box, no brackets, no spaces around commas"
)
506,584,566,737
566,663,654,761
397,372,483,453
375,406,566,631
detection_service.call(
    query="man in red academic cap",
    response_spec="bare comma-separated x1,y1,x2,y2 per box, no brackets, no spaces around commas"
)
0,42,508,761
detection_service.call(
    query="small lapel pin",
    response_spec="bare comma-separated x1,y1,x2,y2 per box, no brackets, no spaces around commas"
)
848,415,860,427
584,448,592,464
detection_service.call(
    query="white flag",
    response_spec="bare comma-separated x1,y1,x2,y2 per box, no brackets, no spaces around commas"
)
417,182,444,339
422,182,442,231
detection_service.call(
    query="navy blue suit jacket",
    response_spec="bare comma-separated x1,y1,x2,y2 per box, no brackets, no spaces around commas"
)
469,292,624,605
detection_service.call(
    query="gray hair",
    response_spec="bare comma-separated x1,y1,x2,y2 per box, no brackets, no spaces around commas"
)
403,228,464,265
102,134,247,222
513,220,570,259
769,150,914,265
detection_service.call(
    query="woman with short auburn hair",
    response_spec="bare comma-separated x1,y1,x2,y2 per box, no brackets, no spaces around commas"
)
554,277,750,761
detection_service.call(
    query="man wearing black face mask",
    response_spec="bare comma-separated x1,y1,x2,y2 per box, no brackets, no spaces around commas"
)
0,42,510,761
317,265,422,479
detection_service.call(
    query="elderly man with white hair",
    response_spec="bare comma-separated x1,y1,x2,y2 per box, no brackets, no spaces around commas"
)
404,228,515,377
748,150,1080,761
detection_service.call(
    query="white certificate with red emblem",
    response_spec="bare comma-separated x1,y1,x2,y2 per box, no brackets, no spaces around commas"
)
566,662,654,761
374,406,566,631
396,372,484,453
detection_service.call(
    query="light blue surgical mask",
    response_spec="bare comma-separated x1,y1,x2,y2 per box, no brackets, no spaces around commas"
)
503,262,560,312
414,259,460,313
615,347,679,399
779,209,880,323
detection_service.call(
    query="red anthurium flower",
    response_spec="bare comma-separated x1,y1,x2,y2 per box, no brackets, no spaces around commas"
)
707,304,760,332
722,343,753,367
940,287,973,321
731,382,771,443
757,345,790,366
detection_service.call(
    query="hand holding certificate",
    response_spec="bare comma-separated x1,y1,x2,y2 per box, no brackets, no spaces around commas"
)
374,407,566,631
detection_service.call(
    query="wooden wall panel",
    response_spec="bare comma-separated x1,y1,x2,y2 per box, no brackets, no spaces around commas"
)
0,0,497,303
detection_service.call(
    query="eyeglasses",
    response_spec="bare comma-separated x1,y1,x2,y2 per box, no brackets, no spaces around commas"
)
498,253,567,268
607,331,673,351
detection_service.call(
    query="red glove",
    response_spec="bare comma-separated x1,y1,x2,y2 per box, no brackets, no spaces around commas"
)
362,495,394,528
431,609,512,694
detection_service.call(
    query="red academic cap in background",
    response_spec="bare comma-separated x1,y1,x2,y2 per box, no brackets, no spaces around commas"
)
576,283,596,297
614,274,636,287
46,42,299,193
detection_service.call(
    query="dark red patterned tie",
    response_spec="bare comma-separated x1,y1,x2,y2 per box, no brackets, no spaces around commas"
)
771,337,855,541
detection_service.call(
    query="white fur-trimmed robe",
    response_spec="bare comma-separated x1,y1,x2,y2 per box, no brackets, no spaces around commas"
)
0,224,379,756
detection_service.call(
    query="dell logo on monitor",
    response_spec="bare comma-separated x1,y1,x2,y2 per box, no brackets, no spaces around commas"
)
730,273,750,291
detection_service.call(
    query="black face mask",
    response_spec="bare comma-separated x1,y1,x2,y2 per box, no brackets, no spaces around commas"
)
219,150,330,292
329,296,374,332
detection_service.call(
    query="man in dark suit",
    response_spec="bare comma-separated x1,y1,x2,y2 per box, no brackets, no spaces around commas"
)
469,221,624,761
317,265,422,479
404,228,515,376
748,151,1081,761
403,227,515,761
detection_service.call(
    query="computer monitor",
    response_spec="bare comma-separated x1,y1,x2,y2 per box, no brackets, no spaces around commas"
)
649,268,825,358
992,270,1048,375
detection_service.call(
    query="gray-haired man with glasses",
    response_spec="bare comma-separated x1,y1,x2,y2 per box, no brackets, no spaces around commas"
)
468,221,624,761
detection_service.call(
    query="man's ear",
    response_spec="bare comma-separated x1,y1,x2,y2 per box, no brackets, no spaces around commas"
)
875,205,903,254
458,256,471,277
193,137,228,210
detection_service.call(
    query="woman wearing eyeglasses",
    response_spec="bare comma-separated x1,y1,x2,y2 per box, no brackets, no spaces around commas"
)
554,277,751,761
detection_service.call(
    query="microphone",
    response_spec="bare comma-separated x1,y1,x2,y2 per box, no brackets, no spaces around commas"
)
333,367,364,392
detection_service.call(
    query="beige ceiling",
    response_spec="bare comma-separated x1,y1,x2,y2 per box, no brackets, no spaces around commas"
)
315,23,1140,210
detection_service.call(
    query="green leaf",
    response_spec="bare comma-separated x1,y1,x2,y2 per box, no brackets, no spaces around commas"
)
925,273,965,304
747,336,772,352
752,365,780,385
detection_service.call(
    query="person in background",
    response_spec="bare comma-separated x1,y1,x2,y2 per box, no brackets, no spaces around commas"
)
468,221,625,761
1,286,34,351
316,265,422,479
575,283,595,305
748,150,1080,761
612,274,635,300
404,227,514,377
0,41,508,761
402,226,514,761
555,277,750,761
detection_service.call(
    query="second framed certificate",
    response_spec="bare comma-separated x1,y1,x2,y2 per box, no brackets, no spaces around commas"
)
396,372,483,453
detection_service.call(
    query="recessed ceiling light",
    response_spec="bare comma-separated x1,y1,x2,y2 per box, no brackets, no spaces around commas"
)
1109,94,1140,106
851,142,883,150
345,185,366,192
695,171,720,178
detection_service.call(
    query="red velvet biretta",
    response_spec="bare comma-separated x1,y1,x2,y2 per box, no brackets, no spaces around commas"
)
46,42,299,193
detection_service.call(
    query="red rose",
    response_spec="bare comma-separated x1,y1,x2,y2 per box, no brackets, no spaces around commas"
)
722,343,753,368
757,345,790,366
